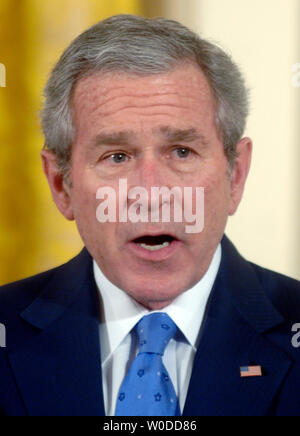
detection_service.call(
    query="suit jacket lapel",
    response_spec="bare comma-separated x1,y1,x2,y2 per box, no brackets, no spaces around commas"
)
8,249,106,416
183,236,291,416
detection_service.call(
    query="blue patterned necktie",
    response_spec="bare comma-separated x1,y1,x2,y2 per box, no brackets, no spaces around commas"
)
115,312,180,416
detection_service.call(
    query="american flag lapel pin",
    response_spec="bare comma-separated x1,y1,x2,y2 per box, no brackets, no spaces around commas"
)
240,365,262,378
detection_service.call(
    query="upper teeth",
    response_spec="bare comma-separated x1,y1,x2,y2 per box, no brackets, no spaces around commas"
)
138,241,170,251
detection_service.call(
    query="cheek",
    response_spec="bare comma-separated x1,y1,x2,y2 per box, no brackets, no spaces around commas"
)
70,177,119,242
69,177,99,234
74,188,95,217
203,173,231,218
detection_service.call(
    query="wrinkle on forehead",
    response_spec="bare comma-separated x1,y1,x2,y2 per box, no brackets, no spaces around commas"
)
74,87,194,120
73,64,214,113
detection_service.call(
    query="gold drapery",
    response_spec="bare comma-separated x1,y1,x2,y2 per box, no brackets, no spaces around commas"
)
0,0,145,284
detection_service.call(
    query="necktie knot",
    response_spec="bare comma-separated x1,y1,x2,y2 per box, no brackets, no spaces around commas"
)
136,313,177,356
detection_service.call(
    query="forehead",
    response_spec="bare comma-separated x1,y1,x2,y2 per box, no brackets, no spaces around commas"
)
72,63,217,139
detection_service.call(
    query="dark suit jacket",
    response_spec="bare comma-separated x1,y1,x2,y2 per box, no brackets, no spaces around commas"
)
0,235,300,416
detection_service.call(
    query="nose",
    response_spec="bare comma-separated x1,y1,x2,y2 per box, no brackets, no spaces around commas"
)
132,154,170,192
127,154,175,215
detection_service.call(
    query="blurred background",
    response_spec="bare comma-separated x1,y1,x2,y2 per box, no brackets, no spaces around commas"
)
0,0,299,285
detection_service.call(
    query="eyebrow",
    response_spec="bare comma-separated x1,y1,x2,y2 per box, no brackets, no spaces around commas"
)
90,130,136,148
155,126,209,145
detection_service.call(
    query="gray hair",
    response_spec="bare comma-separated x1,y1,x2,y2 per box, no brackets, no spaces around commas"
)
41,14,249,179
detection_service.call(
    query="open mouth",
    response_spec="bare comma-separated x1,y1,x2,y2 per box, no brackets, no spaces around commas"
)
132,234,176,251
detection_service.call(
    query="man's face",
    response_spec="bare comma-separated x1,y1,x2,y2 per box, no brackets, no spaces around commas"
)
44,63,251,309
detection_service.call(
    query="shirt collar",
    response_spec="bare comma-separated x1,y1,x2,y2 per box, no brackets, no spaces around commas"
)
94,244,221,365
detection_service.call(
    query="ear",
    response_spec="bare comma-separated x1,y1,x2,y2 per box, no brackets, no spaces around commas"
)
41,150,74,220
228,137,252,216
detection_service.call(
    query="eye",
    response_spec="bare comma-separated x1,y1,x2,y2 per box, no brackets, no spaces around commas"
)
105,152,128,164
173,147,192,158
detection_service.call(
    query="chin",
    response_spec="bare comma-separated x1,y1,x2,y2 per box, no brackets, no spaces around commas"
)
124,276,188,309
131,292,181,310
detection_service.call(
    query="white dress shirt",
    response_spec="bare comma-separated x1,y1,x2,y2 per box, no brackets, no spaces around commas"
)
93,244,221,416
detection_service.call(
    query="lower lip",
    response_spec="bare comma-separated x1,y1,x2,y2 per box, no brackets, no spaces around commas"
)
126,240,182,261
